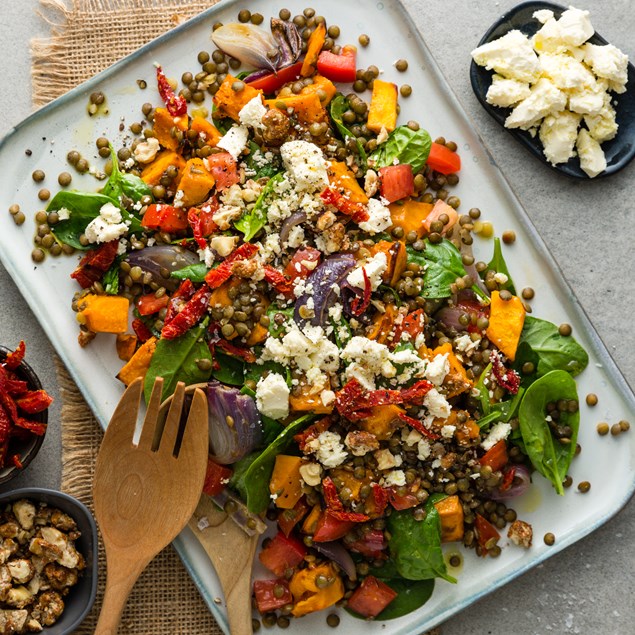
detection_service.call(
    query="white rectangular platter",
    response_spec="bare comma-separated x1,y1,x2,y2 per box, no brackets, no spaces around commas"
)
0,0,633,633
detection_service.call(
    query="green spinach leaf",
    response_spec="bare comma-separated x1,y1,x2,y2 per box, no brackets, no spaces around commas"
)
212,350,245,386
518,370,580,495
330,94,367,169
143,322,212,403
232,414,315,513
170,262,210,283
513,317,589,379
244,141,282,179
234,173,284,241
374,578,435,620
266,304,294,337
102,259,121,295
369,126,431,174
485,237,516,294
387,496,456,583
101,145,153,203
407,241,487,300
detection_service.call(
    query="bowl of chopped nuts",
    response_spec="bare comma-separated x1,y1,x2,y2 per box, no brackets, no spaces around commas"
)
0,342,51,484
0,488,99,634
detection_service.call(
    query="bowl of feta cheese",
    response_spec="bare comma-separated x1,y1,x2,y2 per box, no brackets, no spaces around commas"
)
470,1,635,178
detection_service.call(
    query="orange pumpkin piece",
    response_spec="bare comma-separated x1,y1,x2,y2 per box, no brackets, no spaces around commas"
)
177,158,216,207
289,563,344,617
152,107,188,151
369,240,407,286
77,294,129,334
434,494,465,542
367,79,398,134
116,337,157,386
270,455,304,509
299,75,337,105
486,291,526,361
190,116,222,147
141,151,186,186
421,199,459,236
115,333,137,362
389,199,434,238
360,404,404,440
326,161,367,203
213,74,263,121
429,342,473,398
367,304,399,344
289,386,334,415
301,23,327,77
265,93,328,125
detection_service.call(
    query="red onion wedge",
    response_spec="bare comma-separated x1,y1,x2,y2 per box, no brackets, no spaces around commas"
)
488,464,532,501
313,541,357,580
207,381,263,465
125,245,199,291
279,211,307,246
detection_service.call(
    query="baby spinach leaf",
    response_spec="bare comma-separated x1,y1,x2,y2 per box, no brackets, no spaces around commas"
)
485,237,516,294
170,262,210,283
244,141,282,179
477,387,525,429
266,304,294,337
143,321,212,403
408,241,486,300
232,414,315,513
387,497,456,584
513,317,589,379
330,94,368,169
211,350,245,386
518,370,580,496
235,172,284,241
102,259,121,295
101,145,153,203
369,126,431,174
374,578,435,620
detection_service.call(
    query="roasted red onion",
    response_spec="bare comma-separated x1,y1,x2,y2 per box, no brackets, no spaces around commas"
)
488,464,532,501
271,18,302,65
125,245,199,291
294,253,356,327
434,306,468,331
313,541,357,580
279,211,307,246
207,381,263,465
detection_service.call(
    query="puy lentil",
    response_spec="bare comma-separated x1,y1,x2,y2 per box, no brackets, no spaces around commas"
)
326,613,340,627
578,481,591,493
619,420,630,432
610,423,622,436
558,323,572,336
58,172,72,186
358,34,370,46
521,287,535,300
395,59,408,71
544,532,556,546
502,230,516,244
400,84,412,97
38,189,50,201
586,393,598,406
596,422,609,436
32,169,45,182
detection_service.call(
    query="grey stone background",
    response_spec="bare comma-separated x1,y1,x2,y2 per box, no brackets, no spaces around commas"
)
0,1,633,633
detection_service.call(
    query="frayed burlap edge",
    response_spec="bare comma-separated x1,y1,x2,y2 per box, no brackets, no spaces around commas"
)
56,358,222,634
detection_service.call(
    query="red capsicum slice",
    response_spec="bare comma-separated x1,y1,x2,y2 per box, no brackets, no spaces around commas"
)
316,46,357,83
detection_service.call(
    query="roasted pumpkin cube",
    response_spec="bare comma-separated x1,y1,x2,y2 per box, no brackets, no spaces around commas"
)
434,494,464,542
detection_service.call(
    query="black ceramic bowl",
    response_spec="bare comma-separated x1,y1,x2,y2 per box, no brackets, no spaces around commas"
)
0,488,99,634
0,345,48,483
470,1,635,179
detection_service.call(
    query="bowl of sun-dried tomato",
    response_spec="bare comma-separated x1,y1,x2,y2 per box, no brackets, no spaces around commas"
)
0,341,51,484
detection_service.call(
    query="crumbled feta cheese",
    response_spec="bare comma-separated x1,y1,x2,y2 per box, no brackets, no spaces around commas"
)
173,189,185,208
84,202,129,244
133,137,160,164
582,43,629,92
280,140,329,191
255,372,289,420
210,235,238,257
417,438,432,461
382,470,406,487
299,462,322,487
320,390,336,407
481,422,512,451
454,334,479,353
568,77,608,115
471,30,540,83
56,207,71,221
505,78,567,130
346,252,388,292
486,74,532,108
217,125,249,160
556,6,594,47
533,9,554,24
539,110,581,165
441,425,456,439
285,225,305,249
402,427,422,446
238,96,267,129
313,431,348,468
584,98,618,142
423,388,451,419
576,128,606,178
198,247,215,268
424,353,450,387
538,53,596,91
358,198,392,234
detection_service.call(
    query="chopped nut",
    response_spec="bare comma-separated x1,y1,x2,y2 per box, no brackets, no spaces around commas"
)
344,431,379,456
316,210,337,231
299,462,323,487
12,502,36,532
507,520,533,548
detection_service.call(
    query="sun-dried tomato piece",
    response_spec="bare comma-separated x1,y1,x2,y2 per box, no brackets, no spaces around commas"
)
204,243,258,289
132,318,153,343
214,340,257,364
70,240,118,289
5,380,28,397
397,411,441,440
161,285,212,339
11,454,23,469
188,204,219,250
293,417,331,452
14,417,47,436
399,380,434,405
322,476,344,511
320,187,369,223
328,509,370,523
490,350,521,394
156,65,187,117
371,483,389,516
263,265,294,296
15,390,53,415
350,268,371,316
3,341,25,370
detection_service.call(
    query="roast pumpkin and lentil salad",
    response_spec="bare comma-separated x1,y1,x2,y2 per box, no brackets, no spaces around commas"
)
16,5,616,627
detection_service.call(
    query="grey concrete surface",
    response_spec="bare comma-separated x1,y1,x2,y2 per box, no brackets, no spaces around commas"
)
0,1,633,633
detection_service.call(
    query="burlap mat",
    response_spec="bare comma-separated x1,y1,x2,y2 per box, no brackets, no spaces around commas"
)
35,1,223,632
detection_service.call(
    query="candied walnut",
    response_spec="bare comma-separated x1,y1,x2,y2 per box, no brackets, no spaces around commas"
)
344,431,379,456
440,452,458,470
4,586,34,610
0,523,19,540
364,169,379,197
27,539,62,566
261,109,291,146
316,210,337,231
0,609,28,634
0,541,18,566
49,512,76,534
7,560,34,585
507,519,533,548
77,328,96,348
231,258,259,279
320,222,348,254
43,564,78,592
11,503,35,533
0,565,12,602
31,591,64,627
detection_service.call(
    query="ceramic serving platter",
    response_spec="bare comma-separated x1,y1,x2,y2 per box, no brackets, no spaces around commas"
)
0,1,633,633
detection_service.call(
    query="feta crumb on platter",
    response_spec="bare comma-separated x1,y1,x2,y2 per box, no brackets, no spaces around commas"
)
471,5,629,177
255,372,289,420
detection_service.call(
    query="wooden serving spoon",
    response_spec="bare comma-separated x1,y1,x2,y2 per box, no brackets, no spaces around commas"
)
93,377,209,635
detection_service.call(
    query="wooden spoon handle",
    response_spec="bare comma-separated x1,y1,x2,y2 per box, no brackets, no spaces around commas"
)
94,556,147,635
